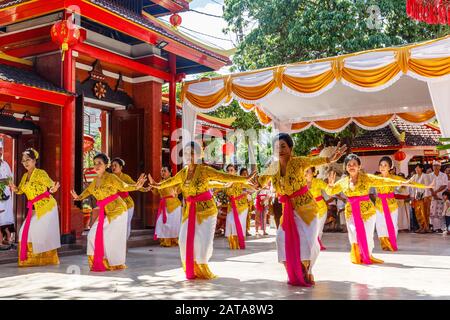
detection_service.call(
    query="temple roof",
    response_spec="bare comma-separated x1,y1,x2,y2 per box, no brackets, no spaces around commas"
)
352,118,441,149
0,63,70,94
91,0,231,64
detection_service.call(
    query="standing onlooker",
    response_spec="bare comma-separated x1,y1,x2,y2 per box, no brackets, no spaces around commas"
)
410,164,432,233
428,161,449,232
442,191,450,234
445,167,450,190
395,173,411,232
0,141,14,248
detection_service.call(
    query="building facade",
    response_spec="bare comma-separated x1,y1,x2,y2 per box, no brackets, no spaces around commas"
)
0,0,231,242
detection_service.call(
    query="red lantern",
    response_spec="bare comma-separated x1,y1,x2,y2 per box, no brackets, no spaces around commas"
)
170,13,182,28
51,19,81,61
406,0,450,25
83,134,95,154
222,142,235,156
394,150,407,162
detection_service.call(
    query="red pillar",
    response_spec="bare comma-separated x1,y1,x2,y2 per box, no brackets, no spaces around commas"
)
168,53,177,174
61,47,75,242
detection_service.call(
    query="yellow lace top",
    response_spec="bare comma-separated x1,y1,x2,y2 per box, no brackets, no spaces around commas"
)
259,156,329,225
155,165,247,224
79,172,139,222
115,172,148,209
16,168,57,219
326,172,419,221
309,178,328,218
374,174,406,213
225,182,253,215
157,185,182,213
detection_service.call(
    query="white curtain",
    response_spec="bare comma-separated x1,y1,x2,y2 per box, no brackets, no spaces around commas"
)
428,79,450,137
182,104,197,148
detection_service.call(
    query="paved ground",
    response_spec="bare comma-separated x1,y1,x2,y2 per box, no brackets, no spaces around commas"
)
1,229,450,300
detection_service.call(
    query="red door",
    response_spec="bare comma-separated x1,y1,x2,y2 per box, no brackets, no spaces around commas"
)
111,109,145,229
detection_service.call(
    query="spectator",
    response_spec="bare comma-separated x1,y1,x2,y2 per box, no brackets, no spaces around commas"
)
442,191,450,235
428,161,449,232
410,163,432,233
0,142,14,250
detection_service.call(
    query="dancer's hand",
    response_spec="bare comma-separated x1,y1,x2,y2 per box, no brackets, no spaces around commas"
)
147,173,156,185
8,182,18,193
49,182,60,193
328,142,347,163
135,174,147,189
70,190,80,201
327,171,337,186
247,170,259,188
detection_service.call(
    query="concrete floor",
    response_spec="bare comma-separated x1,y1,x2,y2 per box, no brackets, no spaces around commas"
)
1,229,450,300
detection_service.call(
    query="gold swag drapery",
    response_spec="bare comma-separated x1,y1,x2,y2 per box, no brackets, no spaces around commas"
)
181,36,450,133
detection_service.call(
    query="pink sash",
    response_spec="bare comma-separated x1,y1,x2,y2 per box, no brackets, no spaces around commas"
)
118,191,130,199
278,185,311,287
185,190,213,280
91,193,120,272
255,194,266,212
153,195,175,240
230,194,246,249
377,192,398,251
315,195,324,202
20,191,51,262
347,195,372,264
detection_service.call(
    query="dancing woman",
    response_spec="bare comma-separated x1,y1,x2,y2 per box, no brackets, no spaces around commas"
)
223,164,255,250
326,154,428,265
149,142,254,280
71,153,146,271
305,167,328,251
111,157,149,239
254,185,272,236
9,148,61,267
151,166,182,247
256,133,347,286
374,156,407,251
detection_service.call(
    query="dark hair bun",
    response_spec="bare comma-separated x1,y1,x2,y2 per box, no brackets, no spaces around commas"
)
93,153,110,166
112,157,125,167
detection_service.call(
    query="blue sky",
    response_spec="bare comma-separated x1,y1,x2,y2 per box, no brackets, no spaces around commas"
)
161,0,235,51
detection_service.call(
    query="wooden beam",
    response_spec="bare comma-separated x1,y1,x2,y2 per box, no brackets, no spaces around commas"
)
0,80,70,106
73,42,171,81
150,0,188,13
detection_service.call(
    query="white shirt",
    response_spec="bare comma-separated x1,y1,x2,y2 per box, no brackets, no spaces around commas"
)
410,173,431,198
428,171,449,198
0,159,14,226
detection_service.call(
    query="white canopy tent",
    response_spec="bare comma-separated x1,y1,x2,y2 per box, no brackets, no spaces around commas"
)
181,36,450,143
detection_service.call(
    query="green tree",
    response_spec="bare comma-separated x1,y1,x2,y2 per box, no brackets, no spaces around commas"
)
222,0,449,154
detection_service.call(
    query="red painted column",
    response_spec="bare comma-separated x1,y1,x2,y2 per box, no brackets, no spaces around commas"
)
61,47,75,241
168,53,178,174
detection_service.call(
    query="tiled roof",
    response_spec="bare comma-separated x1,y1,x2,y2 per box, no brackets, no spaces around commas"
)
352,118,441,149
392,118,441,146
91,0,230,63
0,64,71,94
352,126,398,149
0,0,30,9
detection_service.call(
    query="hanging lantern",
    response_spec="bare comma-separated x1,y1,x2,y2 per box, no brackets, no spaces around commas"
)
222,142,235,156
170,13,182,28
406,0,450,25
83,134,95,154
51,19,81,61
394,150,407,162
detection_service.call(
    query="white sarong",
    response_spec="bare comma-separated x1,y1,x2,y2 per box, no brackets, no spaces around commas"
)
87,210,128,266
18,207,61,254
